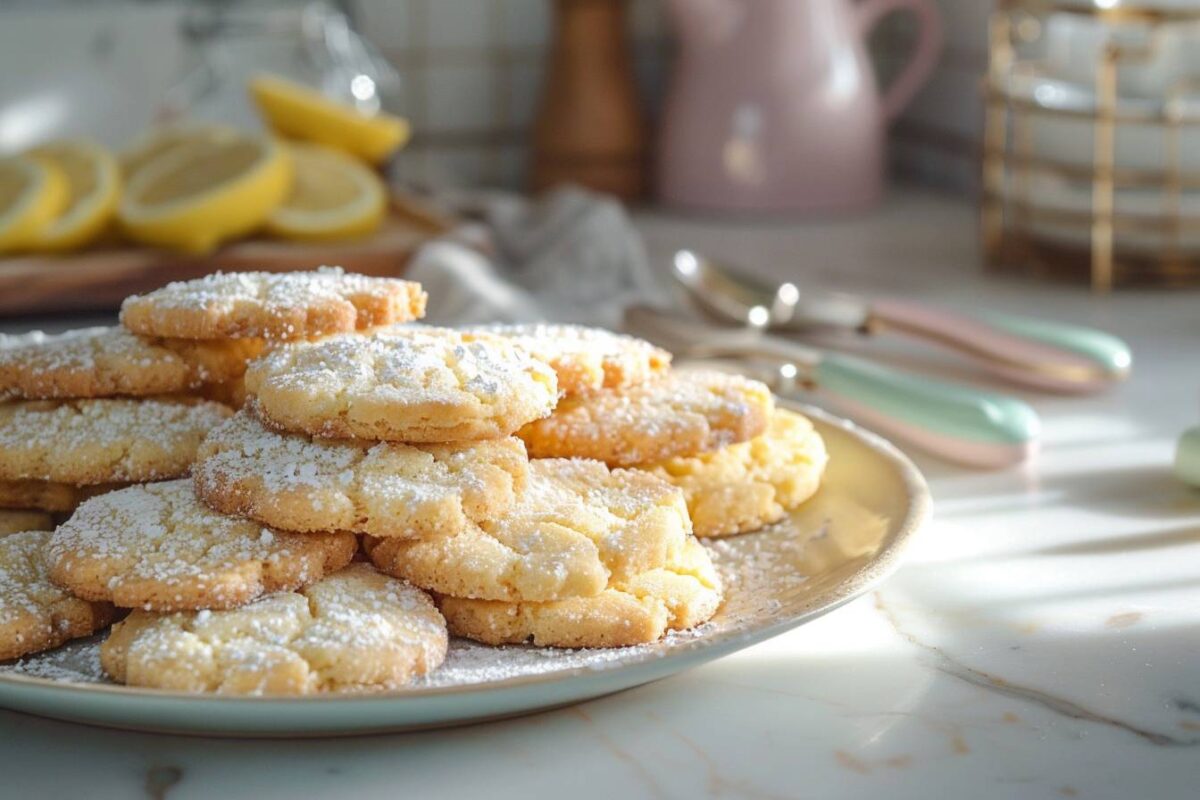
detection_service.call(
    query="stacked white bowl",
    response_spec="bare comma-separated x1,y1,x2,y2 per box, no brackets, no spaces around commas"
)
997,0,1200,253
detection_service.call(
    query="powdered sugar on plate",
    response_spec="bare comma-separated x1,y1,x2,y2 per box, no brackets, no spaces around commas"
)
0,513,839,692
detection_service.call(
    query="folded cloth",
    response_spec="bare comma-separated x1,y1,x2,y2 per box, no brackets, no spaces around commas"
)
404,186,664,327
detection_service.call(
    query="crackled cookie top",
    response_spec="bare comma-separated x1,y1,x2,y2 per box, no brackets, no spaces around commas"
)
468,324,671,397
244,327,558,442
0,510,54,536
366,458,692,602
120,267,427,340
519,370,773,467
439,536,722,648
0,530,116,660
0,326,264,400
48,480,357,612
194,409,529,538
100,563,448,695
641,409,828,538
0,398,233,485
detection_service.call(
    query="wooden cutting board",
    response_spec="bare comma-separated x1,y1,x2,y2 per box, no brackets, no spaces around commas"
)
0,194,454,317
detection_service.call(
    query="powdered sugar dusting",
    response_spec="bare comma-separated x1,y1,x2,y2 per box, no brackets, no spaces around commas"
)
120,267,426,340
470,323,671,395
194,410,527,537
520,369,774,466
244,327,558,440
1,513,834,691
47,480,354,611
0,398,232,484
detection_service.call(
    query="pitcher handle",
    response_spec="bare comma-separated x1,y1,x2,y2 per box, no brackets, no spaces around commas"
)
857,0,943,123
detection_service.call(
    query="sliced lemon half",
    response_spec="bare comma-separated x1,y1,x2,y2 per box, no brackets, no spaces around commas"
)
249,74,409,165
0,155,68,254
27,139,121,252
266,143,386,242
121,123,241,180
119,134,292,254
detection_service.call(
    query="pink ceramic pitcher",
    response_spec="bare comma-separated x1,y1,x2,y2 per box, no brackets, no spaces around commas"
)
657,0,942,213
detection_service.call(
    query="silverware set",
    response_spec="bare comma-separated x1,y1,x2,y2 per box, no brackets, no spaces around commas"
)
622,250,1132,468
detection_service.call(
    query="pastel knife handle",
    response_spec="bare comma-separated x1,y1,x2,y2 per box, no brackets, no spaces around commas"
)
814,353,1040,468
868,299,1132,393
1175,426,1200,487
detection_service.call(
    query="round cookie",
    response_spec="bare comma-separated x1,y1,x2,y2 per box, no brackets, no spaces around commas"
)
519,369,774,467
194,409,529,538
640,409,828,538
48,480,357,612
365,458,692,602
469,324,671,396
438,537,723,648
0,398,232,485
0,479,126,513
100,564,447,694
244,327,558,442
0,326,264,400
0,510,54,535
120,267,427,341
1,530,116,660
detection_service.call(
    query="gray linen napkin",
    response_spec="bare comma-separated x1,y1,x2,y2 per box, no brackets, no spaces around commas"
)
404,186,663,327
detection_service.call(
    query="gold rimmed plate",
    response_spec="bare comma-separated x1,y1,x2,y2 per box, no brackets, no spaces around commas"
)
0,401,930,737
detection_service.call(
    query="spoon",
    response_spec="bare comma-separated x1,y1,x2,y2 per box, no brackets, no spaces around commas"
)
623,304,1040,468
671,250,1132,394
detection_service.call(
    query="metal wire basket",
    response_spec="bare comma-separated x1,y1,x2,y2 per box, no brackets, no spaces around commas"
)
982,0,1200,291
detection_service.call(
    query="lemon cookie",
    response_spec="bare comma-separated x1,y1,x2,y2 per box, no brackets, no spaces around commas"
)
519,370,774,467
120,267,426,340
641,409,828,538
245,327,558,442
0,398,232,485
0,326,264,400
194,409,529,538
439,537,722,648
365,458,691,602
1,530,116,660
0,510,54,536
469,324,671,396
48,480,356,611
100,564,446,694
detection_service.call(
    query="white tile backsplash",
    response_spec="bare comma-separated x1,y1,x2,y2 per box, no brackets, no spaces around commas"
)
427,0,492,49
425,64,497,131
0,0,991,193
353,0,413,52
507,60,544,129
500,0,550,50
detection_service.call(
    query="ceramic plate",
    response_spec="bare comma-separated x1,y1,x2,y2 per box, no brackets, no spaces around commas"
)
0,402,929,737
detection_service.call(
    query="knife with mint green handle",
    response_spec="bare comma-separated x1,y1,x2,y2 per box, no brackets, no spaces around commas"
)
623,305,1040,468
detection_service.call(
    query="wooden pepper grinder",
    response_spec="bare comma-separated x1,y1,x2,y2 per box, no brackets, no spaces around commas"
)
530,0,647,200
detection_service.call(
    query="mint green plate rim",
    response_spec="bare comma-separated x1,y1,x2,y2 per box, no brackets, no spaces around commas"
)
0,402,931,738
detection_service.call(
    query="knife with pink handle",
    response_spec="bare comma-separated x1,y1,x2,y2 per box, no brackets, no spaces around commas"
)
672,250,1132,393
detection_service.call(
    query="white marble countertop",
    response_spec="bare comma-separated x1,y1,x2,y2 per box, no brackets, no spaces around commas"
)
4,187,1198,799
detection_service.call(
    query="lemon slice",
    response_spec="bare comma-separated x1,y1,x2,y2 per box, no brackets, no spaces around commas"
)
27,139,121,252
266,143,386,241
0,155,68,254
249,74,409,165
121,123,240,180
119,134,292,254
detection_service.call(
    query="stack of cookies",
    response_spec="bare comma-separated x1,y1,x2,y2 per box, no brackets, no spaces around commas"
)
0,267,829,696
502,324,829,539
1,268,438,688
194,323,726,651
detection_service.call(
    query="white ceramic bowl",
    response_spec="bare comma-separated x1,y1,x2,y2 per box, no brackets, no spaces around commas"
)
1000,72,1200,174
